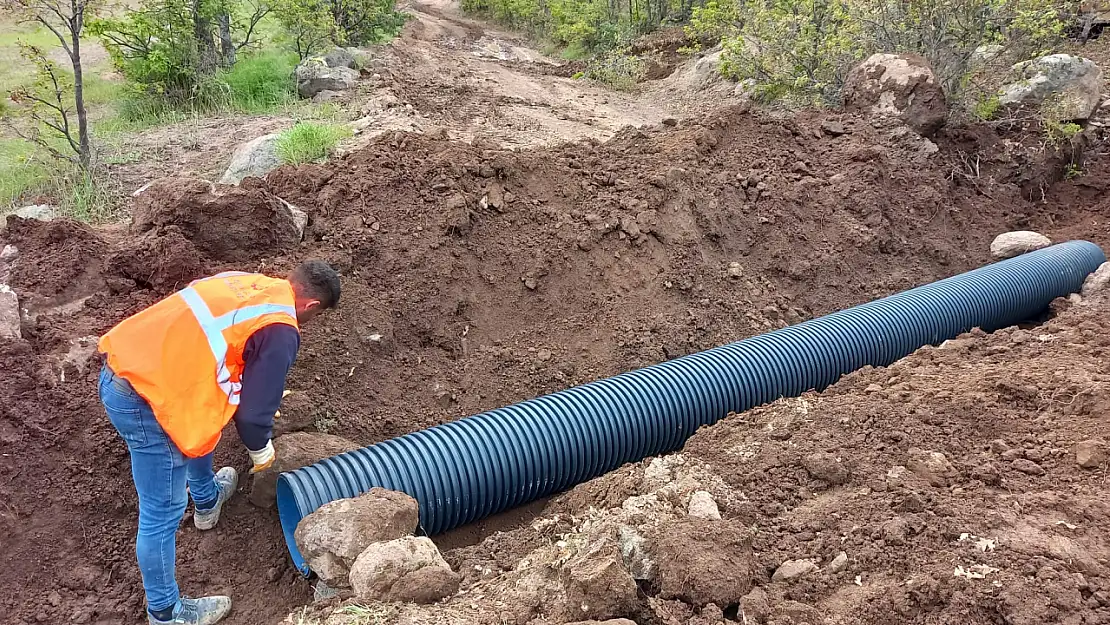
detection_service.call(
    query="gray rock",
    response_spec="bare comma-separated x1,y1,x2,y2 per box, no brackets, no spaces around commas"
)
1081,262,1110,297
348,536,460,603
295,58,359,99
772,559,819,582
294,488,420,587
999,54,1101,120
312,90,345,103
323,47,357,69
0,245,17,284
219,133,281,186
1075,440,1107,469
843,53,948,137
249,432,360,508
277,198,308,241
828,551,849,573
0,284,20,339
13,204,56,221
972,44,1005,65
618,525,654,581
990,231,1052,260
687,490,722,520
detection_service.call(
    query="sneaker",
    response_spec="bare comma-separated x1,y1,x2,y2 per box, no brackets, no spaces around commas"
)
148,596,232,625
193,467,238,531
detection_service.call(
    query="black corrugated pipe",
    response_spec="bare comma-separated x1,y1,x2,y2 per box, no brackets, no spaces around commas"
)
276,241,1105,575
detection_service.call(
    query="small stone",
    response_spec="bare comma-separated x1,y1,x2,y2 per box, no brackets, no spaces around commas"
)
880,517,911,545
0,284,20,340
990,231,1052,260
687,490,722,520
662,117,678,127
1075,440,1108,469
740,587,771,620
537,349,553,362
1001,447,1025,461
971,462,1002,486
523,277,538,290
821,120,847,136
267,567,282,582
47,592,61,606
12,204,56,221
801,451,852,485
1012,458,1045,475
772,559,819,582
727,262,743,279
0,245,17,262
828,552,849,573
865,384,882,393
989,439,1010,454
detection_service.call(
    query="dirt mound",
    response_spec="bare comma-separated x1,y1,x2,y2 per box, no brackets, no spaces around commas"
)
2,216,107,301
105,226,207,292
132,177,304,262
1,105,1109,625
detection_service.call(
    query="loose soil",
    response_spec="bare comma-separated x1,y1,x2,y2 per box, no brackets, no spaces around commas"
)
3,8,1110,625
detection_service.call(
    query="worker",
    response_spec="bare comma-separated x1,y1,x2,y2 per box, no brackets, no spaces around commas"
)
97,260,341,625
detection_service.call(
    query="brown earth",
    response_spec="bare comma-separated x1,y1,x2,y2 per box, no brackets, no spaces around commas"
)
1,101,1109,625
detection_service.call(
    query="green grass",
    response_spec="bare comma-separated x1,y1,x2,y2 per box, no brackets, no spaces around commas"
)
275,121,352,165
0,138,53,207
220,50,299,112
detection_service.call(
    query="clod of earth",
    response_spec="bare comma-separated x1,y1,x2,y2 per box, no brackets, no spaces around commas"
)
1075,440,1107,469
249,432,360,508
649,518,754,606
905,448,956,487
294,488,420,587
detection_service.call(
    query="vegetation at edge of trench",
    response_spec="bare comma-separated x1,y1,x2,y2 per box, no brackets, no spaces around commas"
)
275,120,352,164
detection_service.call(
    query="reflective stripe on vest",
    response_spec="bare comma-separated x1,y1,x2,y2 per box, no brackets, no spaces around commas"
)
178,286,297,406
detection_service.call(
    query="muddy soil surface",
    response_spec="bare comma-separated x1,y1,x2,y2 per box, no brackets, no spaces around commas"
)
1,105,1108,625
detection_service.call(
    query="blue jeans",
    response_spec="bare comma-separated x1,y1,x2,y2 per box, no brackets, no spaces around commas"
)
99,365,219,612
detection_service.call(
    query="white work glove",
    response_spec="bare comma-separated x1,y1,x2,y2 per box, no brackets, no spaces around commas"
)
248,440,275,474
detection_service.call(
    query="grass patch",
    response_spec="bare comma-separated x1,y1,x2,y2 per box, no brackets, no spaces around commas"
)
0,138,53,207
221,50,299,112
275,121,351,165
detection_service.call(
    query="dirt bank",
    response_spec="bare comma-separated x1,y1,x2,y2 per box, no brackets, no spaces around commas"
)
1,106,1107,625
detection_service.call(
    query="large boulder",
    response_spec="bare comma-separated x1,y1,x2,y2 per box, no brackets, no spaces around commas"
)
130,177,306,262
295,58,359,99
348,536,460,603
990,231,1052,260
843,53,948,137
249,432,360,508
648,518,754,607
294,488,420,587
1081,262,1110,298
219,133,282,186
323,48,357,70
999,54,1101,120
0,284,20,339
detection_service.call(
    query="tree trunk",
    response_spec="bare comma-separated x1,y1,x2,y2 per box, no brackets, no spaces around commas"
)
218,13,235,67
70,9,91,168
193,0,218,74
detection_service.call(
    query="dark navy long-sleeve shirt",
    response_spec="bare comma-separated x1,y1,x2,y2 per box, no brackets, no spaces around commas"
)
232,324,300,451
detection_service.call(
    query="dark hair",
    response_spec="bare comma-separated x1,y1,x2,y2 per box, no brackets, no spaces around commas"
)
290,260,341,309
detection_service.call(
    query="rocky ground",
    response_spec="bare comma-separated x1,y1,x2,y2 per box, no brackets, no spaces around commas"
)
1,3,1110,625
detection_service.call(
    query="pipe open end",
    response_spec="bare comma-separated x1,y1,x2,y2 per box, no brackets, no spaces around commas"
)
276,474,312,577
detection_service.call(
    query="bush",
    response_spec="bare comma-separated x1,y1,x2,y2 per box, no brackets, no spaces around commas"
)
714,0,1072,107
275,121,352,164
719,0,863,105
583,50,648,91
271,0,407,59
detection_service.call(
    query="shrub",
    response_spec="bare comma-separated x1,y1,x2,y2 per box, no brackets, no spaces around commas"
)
275,121,352,164
271,0,407,59
719,0,863,105
583,49,648,91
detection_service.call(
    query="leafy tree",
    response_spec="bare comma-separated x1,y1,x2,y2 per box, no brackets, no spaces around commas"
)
3,0,97,167
89,0,268,104
269,0,405,58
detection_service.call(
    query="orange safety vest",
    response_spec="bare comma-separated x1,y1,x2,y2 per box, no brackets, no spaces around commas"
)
99,271,300,457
